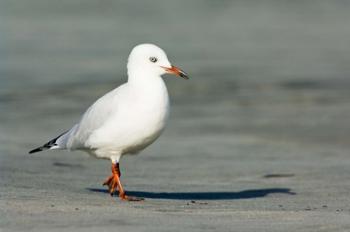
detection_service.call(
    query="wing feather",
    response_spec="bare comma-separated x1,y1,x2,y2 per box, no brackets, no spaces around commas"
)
61,84,127,149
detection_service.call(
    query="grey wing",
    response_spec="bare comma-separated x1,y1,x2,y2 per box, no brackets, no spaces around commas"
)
56,85,125,149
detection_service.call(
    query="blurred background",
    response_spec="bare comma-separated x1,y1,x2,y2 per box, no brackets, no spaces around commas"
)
1,1,350,229
2,0,350,157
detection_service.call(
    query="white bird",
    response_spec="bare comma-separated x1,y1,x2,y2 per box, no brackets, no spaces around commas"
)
29,43,189,201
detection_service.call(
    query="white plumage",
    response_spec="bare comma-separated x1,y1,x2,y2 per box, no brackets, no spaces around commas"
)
29,44,188,200
31,43,187,162
59,71,169,161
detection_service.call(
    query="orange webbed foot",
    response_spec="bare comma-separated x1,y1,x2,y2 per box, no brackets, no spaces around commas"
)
102,174,118,196
103,162,144,201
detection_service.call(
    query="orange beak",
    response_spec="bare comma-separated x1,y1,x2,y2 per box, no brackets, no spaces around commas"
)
162,65,189,79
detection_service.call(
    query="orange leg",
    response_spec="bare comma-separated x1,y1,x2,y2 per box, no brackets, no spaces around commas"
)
103,163,143,201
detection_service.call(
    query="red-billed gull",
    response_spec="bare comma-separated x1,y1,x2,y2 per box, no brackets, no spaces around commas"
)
29,43,189,201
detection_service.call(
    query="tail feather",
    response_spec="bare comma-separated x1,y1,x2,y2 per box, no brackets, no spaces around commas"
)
28,131,67,154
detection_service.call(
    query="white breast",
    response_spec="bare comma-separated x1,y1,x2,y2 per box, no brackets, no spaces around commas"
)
85,77,170,156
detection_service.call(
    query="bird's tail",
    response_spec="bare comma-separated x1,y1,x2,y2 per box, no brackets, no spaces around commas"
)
28,131,67,154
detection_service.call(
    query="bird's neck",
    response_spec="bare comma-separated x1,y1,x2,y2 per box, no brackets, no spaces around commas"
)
127,71,169,110
126,69,170,122
127,68,164,87
126,67,169,105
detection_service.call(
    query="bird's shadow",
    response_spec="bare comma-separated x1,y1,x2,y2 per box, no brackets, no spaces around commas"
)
87,187,295,200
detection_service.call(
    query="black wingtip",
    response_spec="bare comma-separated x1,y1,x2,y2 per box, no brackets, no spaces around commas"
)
28,130,67,154
28,147,44,154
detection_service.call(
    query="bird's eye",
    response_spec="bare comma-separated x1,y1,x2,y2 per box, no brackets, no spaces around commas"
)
149,57,158,63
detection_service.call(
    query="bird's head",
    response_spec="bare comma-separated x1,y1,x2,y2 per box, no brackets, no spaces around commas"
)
127,44,189,80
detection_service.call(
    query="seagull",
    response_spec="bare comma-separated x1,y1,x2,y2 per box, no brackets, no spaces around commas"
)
29,43,189,201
